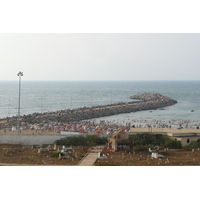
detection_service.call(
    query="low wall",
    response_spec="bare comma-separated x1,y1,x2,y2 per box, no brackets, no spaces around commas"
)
0,135,67,145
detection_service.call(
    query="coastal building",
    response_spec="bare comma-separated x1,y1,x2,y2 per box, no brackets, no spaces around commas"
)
168,132,200,146
107,131,133,151
130,127,200,146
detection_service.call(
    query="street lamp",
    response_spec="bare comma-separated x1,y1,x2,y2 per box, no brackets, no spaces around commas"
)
17,71,23,134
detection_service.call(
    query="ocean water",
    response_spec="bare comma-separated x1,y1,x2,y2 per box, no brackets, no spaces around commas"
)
0,81,200,123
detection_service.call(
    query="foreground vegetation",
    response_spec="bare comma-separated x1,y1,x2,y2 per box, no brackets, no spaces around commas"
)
55,135,107,146
130,133,182,150
183,141,200,151
55,133,200,152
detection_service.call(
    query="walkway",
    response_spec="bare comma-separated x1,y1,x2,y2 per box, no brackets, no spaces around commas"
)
78,145,105,166
79,153,99,166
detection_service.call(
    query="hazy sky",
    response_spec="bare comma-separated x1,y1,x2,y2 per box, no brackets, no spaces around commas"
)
0,33,200,81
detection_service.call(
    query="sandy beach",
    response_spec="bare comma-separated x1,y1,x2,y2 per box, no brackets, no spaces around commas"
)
0,128,60,135
1,126,200,136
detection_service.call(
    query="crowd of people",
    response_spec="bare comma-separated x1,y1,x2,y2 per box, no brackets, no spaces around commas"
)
0,119,131,135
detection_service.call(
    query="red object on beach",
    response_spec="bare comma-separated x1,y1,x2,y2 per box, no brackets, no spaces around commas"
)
102,149,115,153
88,149,103,152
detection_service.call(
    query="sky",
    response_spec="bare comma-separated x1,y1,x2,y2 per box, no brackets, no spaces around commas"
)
0,33,200,81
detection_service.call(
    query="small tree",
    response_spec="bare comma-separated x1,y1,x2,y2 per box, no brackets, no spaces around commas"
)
183,140,200,151
183,145,193,151
130,133,167,146
164,137,182,149
130,134,182,149
55,135,107,146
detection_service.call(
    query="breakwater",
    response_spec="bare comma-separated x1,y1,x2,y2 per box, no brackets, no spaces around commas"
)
13,93,177,124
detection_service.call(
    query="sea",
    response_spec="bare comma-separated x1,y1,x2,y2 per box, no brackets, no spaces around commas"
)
0,80,200,127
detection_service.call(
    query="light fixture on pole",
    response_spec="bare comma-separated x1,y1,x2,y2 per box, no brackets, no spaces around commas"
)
17,71,23,135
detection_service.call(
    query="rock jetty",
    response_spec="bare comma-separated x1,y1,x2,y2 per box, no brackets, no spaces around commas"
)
10,93,177,124
130,93,177,110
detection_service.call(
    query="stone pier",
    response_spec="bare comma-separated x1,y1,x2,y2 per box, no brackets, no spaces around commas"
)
11,93,177,123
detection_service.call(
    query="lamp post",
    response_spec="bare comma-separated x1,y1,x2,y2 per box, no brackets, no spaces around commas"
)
17,71,23,134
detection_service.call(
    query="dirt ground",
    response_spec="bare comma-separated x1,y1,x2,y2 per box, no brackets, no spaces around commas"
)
94,149,200,166
0,144,89,166
1,144,200,166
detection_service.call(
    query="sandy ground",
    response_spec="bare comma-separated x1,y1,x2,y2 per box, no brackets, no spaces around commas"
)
1,127,200,136
1,126,199,136
1,143,199,166
0,142,199,166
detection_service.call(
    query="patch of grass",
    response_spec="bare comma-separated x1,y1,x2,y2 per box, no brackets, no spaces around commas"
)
51,152,64,157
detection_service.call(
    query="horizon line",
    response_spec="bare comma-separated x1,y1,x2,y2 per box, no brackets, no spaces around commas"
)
0,79,200,82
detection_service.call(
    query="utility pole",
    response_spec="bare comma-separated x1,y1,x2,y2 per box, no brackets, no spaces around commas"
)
17,71,23,134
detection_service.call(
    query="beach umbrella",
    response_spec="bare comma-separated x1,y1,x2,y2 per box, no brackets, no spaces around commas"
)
79,128,84,132
95,130,102,134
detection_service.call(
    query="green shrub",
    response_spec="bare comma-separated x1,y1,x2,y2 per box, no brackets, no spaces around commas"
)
51,152,64,157
163,137,182,149
130,134,182,149
130,133,167,146
55,136,87,146
86,135,107,146
190,141,200,148
55,135,107,146
183,145,193,151
183,141,200,151
134,145,153,151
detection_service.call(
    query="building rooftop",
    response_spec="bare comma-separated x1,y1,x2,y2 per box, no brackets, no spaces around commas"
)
130,127,200,135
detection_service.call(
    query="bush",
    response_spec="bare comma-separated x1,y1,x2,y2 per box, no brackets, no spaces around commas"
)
183,145,193,151
51,152,64,157
134,145,153,151
86,135,107,146
163,137,182,149
55,136,87,146
130,134,182,149
190,141,200,148
130,133,167,146
55,135,107,146
183,141,200,151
